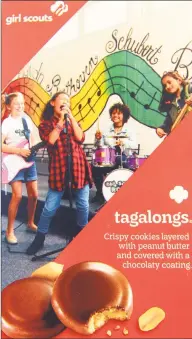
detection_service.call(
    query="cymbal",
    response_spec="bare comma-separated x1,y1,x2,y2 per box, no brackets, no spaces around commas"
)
106,135,129,138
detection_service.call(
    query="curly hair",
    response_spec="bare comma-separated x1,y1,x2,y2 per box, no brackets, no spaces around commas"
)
42,91,69,120
109,103,131,123
159,71,189,112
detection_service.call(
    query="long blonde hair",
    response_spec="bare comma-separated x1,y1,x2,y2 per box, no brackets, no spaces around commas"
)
4,92,24,105
159,71,189,112
161,71,188,86
1,92,24,121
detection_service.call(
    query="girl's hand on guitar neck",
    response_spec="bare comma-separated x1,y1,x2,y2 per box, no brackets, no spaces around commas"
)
19,148,31,157
185,94,192,107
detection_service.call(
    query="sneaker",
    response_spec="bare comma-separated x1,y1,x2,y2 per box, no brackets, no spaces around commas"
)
5,233,18,245
27,224,38,232
26,232,45,255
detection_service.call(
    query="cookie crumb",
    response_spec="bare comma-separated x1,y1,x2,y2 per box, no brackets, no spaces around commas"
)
107,330,112,336
114,325,120,330
123,328,129,335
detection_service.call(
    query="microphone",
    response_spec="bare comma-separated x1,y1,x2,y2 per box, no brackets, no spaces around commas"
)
63,111,69,134
60,105,69,119
60,105,70,133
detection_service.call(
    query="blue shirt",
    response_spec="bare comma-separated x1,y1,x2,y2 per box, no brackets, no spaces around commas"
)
94,122,137,155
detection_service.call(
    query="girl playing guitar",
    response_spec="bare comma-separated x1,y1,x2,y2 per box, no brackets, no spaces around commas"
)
156,71,192,137
2,92,38,244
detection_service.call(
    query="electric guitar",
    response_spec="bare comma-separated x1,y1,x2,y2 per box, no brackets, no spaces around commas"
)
171,104,192,131
2,140,46,184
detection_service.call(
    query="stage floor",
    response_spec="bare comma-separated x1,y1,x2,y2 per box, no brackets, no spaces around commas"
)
1,161,103,290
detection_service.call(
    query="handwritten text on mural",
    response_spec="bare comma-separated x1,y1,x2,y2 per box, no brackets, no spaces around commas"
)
171,41,192,80
105,28,162,65
17,56,99,96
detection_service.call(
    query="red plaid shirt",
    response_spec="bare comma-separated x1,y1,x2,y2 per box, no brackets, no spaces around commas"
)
39,117,93,191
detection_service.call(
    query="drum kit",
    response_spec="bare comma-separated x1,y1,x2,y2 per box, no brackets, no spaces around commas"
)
92,135,148,202
92,135,148,171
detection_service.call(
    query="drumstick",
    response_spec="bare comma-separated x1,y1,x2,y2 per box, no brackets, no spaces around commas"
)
97,115,100,132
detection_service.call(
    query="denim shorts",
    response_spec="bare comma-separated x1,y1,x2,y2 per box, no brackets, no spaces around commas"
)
10,163,37,184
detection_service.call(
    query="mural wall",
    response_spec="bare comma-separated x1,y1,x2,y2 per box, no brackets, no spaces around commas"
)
2,1,192,156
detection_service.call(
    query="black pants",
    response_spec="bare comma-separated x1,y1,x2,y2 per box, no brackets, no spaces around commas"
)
92,165,117,195
92,153,127,194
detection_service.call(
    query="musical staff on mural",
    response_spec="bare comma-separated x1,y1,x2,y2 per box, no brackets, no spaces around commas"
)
2,51,167,130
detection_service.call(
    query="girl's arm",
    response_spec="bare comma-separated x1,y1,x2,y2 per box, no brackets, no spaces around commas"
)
2,135,31,157
39,119,64,145
158,113,173,133
49,118,64,145
185,95,192,106
103,135,115,147
39,116,84,146
69,114,84,142
185,82,192,106
62,105,84,142
94,132,103,147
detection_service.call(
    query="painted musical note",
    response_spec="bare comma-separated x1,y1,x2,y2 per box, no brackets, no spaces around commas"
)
87,97,96,114
78,103,84,121
29,97,40,117
93,78,102,97
144,91,157,110
130,81,144,98
3,50,167,130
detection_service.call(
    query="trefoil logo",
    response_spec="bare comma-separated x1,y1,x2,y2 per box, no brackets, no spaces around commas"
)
50,1,68,16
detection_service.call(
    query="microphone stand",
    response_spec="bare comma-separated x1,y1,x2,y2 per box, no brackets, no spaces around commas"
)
64,113,73,209
31,113,74,261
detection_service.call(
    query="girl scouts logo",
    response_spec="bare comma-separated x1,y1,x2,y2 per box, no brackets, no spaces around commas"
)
50,1,68,16
169,186,188,204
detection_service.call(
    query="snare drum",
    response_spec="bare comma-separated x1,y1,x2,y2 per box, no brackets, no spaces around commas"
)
125,155,148,171
92,146,116,167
